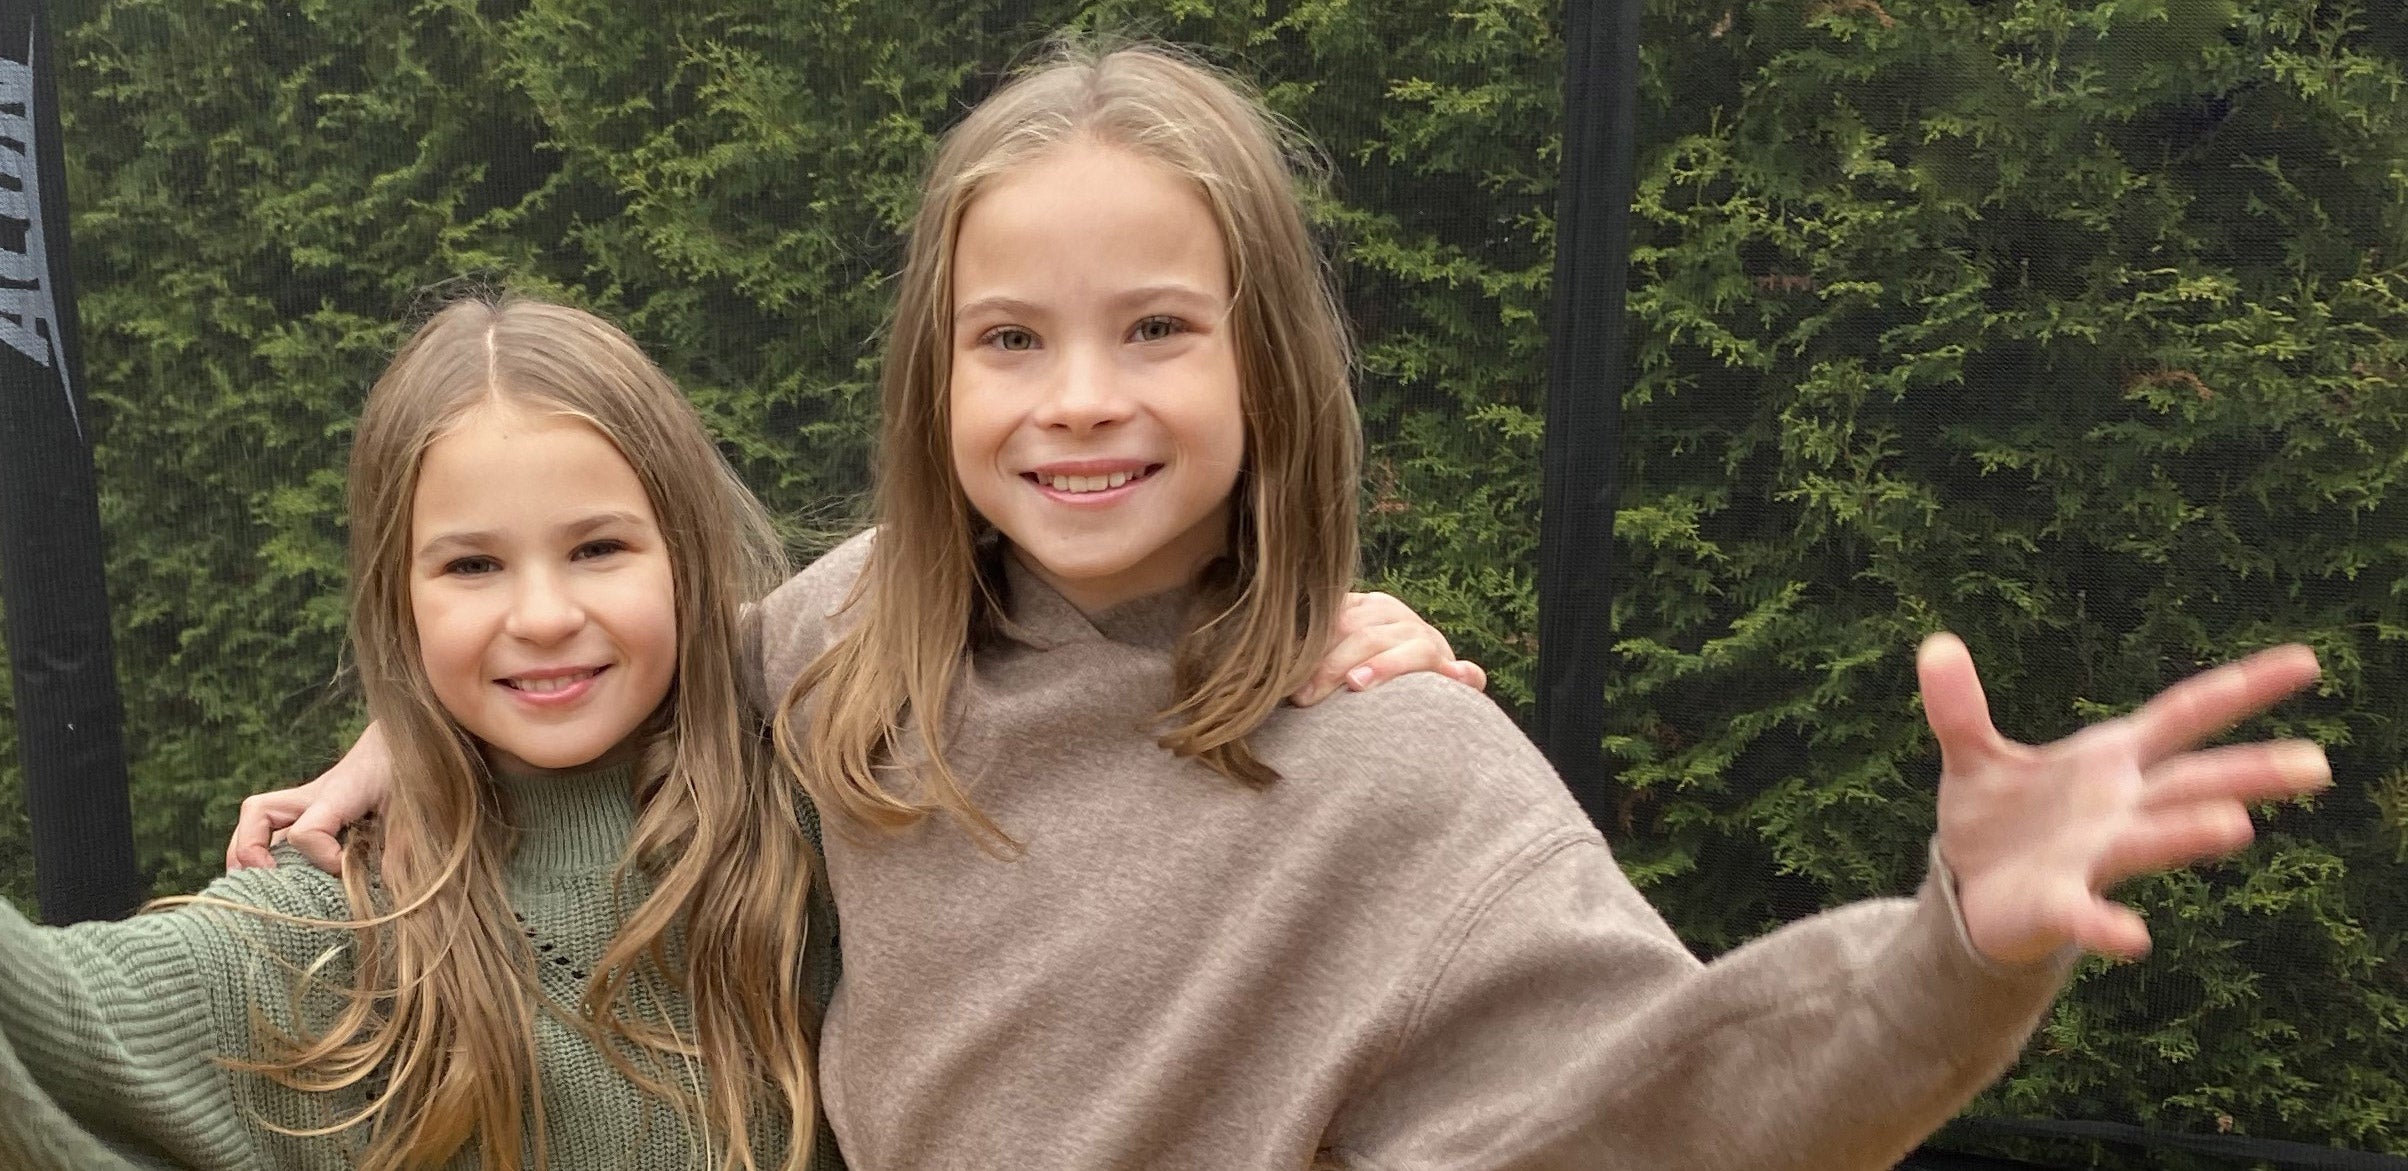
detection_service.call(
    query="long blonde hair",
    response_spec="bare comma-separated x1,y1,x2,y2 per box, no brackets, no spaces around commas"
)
779,40,1362,841
230,296,814,1169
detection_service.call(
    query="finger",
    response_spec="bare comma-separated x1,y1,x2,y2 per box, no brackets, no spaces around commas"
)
2068,899,2153,962
1345,640,1462,694
2097,801,2256,886
1917,633,2004,763
1448,659,1488,693
226,792,307,872
286,804,356,877
1296,625,1405,706
2129,644,2320,762
2142,741,2331,810
285,828,349,872
1336,592,1457,664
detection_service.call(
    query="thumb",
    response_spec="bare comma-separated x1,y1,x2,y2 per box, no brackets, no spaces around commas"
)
286,806,356,876
1918,632,2002,763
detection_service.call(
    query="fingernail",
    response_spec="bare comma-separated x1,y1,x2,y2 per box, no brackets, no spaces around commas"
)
2276,742,2331,785
1348,666,1373,689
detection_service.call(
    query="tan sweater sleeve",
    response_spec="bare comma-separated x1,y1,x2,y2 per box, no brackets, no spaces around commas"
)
1325,824,2066,1171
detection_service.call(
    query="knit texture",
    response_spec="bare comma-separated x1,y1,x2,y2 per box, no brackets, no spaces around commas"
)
0,762,813,1170
752,530,2071,1171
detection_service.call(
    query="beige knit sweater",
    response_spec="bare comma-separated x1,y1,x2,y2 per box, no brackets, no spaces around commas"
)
753,531,2067,1171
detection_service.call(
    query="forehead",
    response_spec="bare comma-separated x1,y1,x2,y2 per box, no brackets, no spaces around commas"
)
411,401,656,536
952,140,1231,302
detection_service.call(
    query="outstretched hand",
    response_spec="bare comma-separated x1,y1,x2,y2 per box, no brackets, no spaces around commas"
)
1923,634,2328,967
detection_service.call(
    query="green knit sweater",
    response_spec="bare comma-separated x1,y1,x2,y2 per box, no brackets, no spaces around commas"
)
0,762,839,1171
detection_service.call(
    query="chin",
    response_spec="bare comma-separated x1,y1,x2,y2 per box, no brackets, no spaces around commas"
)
494,742,617,774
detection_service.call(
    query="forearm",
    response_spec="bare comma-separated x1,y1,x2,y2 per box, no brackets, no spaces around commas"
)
1598,876,2064,1170
0,898,258,1167
0,1018,187,1171
1336,839,2066,1170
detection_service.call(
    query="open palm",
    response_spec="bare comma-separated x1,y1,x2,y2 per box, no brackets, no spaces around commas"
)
1921,634,2328,967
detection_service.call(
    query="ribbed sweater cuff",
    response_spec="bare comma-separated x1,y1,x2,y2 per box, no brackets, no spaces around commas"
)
1889,840,2073,1062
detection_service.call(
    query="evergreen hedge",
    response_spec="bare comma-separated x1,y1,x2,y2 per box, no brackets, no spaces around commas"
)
0,0,2397,1161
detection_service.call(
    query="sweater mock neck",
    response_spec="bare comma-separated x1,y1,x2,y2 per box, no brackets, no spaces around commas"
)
994,545,1201,654
493,761,640,877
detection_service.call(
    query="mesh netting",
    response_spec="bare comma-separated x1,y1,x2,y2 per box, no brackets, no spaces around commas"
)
0,1,2398,1166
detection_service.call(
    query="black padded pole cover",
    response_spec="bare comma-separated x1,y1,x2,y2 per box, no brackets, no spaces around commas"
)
0,0,142,923
1535,0,1642,826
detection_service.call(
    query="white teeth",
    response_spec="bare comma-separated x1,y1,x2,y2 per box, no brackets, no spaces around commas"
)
1044,471,1140,493
511,670,597,694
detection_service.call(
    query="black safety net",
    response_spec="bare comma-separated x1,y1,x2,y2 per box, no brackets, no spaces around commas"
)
0,1,2397,1166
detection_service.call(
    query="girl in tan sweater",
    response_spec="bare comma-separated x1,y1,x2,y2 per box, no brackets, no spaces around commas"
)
752,41,2328,1169
235,40,2331,1171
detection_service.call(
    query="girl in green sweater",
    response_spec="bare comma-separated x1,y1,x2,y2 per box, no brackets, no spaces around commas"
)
1,296,827,1170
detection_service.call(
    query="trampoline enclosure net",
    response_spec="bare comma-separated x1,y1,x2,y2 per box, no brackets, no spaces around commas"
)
0,0,2398,1165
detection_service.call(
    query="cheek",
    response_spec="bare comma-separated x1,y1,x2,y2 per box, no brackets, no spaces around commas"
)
408,583,450,663
408,583,483,699
627,564,681,685
946,389,1001,508
1199,368,1248,474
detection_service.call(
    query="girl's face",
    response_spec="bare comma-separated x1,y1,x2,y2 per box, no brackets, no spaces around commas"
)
947,138,1247,613
408,400,678,776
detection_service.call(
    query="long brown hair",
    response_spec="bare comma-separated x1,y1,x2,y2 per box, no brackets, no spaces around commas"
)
779,40,1362,841
210,296,815,1169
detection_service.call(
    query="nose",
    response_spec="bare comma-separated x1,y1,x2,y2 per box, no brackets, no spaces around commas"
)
1030,340,1132,433
504,566,585,644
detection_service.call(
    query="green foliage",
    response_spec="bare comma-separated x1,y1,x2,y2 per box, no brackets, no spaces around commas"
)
1609,0,2408,1159
0,0,2394,1160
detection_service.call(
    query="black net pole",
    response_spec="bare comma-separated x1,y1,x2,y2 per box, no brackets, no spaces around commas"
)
1535,0,1641,826
0,0,142,923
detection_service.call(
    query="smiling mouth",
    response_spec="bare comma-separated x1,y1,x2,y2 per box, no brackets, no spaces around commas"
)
1024,465,1162,494
502,667,606,694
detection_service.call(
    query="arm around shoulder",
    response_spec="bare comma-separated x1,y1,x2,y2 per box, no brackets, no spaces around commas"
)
745,527,878,716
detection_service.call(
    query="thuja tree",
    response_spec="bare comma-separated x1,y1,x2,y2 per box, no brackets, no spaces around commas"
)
0,0,2396,1158
1605,0,2408,1158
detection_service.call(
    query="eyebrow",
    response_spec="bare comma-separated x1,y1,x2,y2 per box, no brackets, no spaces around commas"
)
414,510,652,561
953,284,1224,322
952,295,1042,323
